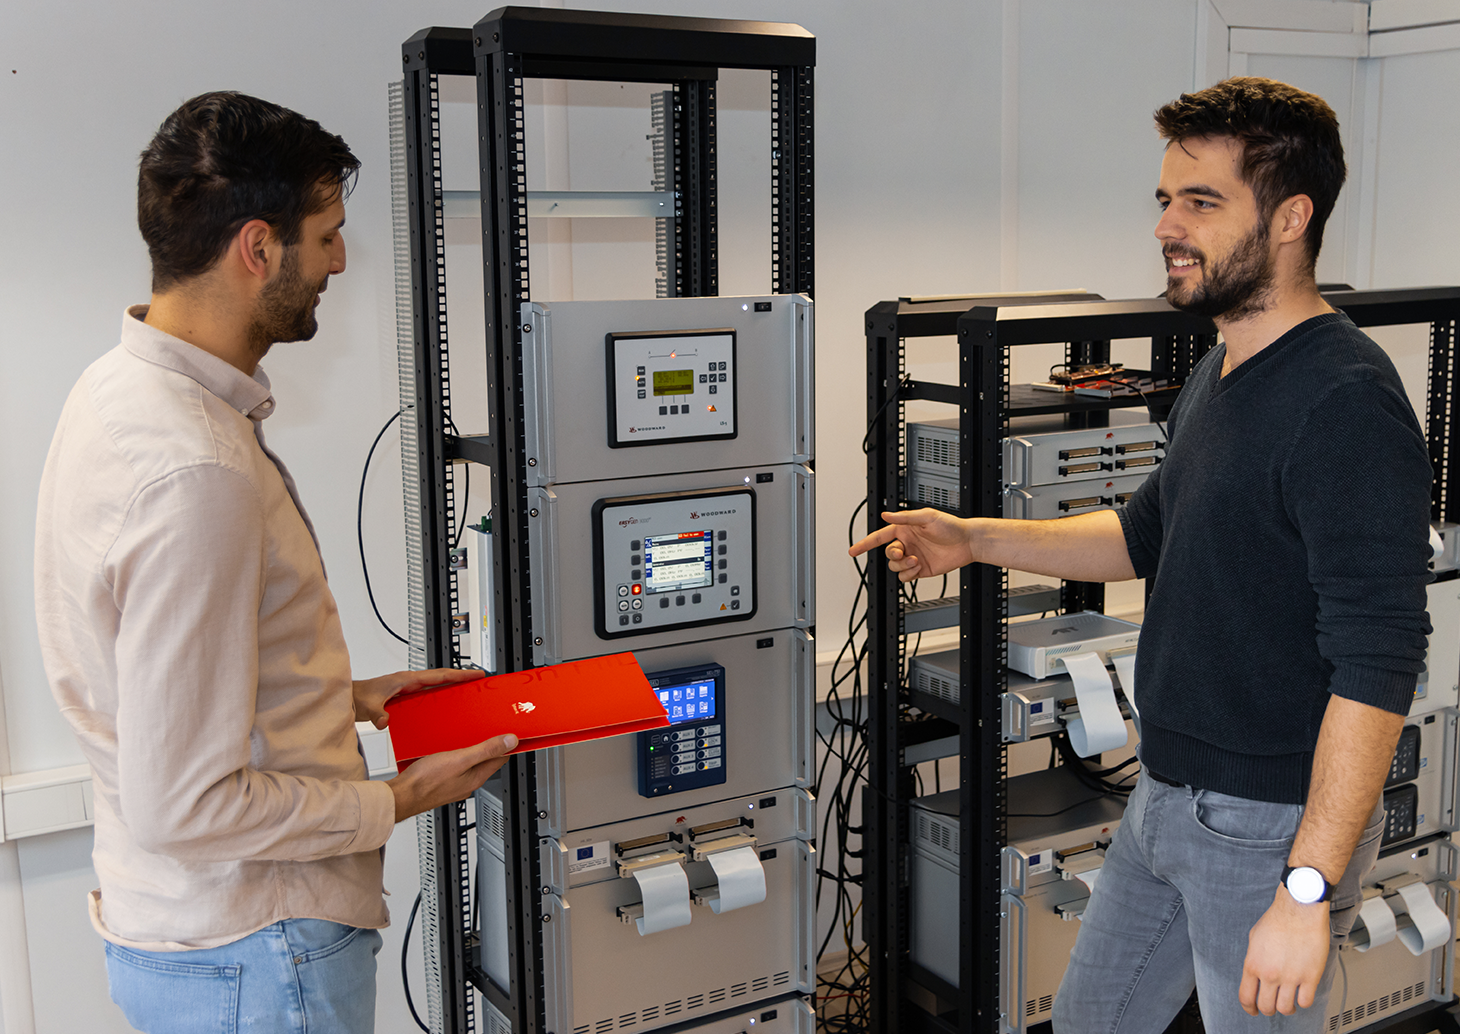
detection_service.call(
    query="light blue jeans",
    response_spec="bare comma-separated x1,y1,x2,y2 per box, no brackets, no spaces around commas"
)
1053,769,1384,1033
105,919,382,1034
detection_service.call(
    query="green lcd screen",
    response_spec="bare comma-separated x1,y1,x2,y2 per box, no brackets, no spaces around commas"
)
653,369,695,397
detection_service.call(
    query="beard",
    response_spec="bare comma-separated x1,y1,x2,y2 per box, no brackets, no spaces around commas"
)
1164,219,1276,321
245,246,327,359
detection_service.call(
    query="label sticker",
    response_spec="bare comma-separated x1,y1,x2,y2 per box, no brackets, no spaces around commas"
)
1027,849,1053,876
568,841,611,875
1028,700,1057,726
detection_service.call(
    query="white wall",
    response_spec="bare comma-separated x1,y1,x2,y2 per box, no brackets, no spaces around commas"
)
2,0,1456,1030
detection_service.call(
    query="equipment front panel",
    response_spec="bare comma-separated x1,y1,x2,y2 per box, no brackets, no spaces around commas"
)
522,295,812,488
537,630,813,837
528,464,813,665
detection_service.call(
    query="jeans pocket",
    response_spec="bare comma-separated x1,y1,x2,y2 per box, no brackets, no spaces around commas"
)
105,942,239,1034
1190,790,1302,847
282,919,363,963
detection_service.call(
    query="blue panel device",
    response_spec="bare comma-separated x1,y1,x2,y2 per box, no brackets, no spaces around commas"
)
638,663,727,797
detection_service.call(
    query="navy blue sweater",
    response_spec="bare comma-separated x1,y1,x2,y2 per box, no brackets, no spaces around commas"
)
1118,312,1432,804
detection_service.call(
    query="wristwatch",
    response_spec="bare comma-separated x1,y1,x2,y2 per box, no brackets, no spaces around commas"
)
1281,865,1334,905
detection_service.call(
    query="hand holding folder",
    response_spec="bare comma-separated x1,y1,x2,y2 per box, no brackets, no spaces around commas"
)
385,652,669,767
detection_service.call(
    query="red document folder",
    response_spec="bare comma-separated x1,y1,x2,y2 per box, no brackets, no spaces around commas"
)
384,653,668,766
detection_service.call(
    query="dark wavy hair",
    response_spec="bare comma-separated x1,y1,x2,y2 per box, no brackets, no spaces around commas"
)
1154,77,1345,275
138,92,359,292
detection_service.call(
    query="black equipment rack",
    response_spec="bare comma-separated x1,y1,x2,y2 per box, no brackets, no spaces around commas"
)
396,9,813,1033
862,287,1460,1033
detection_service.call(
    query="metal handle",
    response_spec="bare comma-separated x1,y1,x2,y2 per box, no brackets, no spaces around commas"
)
797,841,817,993
520,302,555,486
1001,892,1027,1034
792,297,815,463
793,629,814,787
793,466,815,627
543,894,573,1034
1442,709,1459,836
528,486,560,666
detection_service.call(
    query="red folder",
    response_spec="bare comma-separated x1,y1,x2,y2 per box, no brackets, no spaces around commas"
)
384,653,668,765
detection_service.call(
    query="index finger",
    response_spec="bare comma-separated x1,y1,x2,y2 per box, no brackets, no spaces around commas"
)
849,524,902,559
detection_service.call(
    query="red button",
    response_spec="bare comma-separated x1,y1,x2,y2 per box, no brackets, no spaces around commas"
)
631,584,642,595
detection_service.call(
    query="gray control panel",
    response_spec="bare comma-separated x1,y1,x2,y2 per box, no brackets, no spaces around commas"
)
609,330,736,447
521,296,812,487
594,487,757,638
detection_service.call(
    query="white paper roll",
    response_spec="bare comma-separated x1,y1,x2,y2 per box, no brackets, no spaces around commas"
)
706,846,767,914
1062,652,1128,757
1072,866,1100,894
631,861,692,935
1110,650,1140,735
1394,881,1451,956
1354,894,1397,952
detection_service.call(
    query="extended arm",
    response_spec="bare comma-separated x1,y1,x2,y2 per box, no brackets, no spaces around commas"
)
1239,695,1404,1016
848,507,1137,583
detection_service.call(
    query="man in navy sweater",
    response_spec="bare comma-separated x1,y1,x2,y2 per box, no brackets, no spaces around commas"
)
851,78,1432,1030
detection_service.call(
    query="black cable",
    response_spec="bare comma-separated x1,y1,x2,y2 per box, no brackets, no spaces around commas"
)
402,891,430,1033
358,410,409,645
860,375,912,455
358,410,474,646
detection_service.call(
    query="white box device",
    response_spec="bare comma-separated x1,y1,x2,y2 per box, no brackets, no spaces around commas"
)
1008,611,1142,679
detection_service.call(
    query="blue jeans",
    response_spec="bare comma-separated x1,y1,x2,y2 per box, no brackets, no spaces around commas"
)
105,919,382,1034
1053,769,1384,1033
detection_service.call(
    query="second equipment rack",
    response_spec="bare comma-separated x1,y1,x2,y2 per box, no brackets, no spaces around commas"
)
862,288,1460,1033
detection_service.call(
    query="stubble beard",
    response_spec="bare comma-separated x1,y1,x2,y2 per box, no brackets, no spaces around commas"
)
245,246,327,362
1165,219,1277,322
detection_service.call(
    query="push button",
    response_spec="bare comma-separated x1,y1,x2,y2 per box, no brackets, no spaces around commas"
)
619,615,629,626
675,595,686,606
731,600,740,610
631,599,643,610
719,574,728,584
718,559,727,570
637,389,646,399
699,374,708,383
618,585,629,597
691,593,702,604
632,613,643,624
659,406,667,415
730,585,740,596
659,597,670,608
708,385,717,394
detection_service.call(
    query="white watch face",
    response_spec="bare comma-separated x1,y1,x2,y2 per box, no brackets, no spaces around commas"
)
1287,866,1326,904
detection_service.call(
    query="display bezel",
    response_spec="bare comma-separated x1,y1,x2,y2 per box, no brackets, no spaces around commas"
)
591,485,758,640
605,328,739,449
638,662,728,798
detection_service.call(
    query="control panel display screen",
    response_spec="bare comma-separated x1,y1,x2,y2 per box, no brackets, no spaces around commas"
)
652,369,695,397
654,678,716,724
644,531,712,594
640,662,726,797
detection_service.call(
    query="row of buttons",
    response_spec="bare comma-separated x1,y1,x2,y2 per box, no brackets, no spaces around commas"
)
673,757,723,775
666,746,722,765
617,593,743,624
707,362,727,371
699,373,728,383
658,723,723,742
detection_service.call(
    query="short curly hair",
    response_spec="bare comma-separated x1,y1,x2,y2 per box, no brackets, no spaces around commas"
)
138,92,359,292
1154,78,1345,275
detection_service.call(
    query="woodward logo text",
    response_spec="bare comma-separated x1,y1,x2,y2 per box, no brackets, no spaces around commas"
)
629,425,667,434
689,508,737,519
